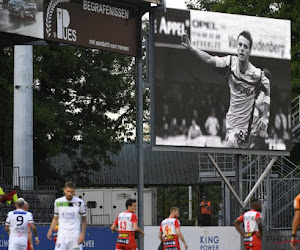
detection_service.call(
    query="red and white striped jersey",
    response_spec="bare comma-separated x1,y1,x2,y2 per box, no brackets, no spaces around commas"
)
238,209,262,233
115,211,138,233
160,217,180,237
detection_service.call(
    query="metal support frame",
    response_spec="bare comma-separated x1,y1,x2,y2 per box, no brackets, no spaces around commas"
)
207,153,277,208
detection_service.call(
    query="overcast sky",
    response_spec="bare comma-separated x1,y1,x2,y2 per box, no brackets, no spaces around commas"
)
165,0,187,9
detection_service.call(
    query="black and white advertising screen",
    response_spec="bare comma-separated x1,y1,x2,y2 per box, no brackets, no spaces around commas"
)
154,9,292,154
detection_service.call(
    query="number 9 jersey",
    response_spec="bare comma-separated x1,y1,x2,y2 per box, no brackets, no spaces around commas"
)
5,209,34,248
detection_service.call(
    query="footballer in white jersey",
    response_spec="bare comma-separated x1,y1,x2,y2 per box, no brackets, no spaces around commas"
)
182,30,270,149
47,182,87,250
5,198,39,250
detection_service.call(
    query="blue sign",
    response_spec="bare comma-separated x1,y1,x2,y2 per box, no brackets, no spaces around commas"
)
0,226,118,249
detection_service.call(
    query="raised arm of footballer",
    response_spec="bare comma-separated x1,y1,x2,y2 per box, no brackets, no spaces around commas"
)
291,193,300,250
182,30,270,148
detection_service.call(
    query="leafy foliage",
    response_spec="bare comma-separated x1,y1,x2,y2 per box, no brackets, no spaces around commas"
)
0,45,136,186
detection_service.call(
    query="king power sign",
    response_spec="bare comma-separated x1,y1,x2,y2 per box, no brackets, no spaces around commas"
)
44,0,137,55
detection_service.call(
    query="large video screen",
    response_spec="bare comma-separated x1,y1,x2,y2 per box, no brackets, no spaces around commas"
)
154,9,292,154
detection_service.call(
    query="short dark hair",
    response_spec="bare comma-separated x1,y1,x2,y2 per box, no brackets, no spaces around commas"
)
170,207,180,213
238,30,253,50
250,198,260,207
126,198,136,208
64,181,76,189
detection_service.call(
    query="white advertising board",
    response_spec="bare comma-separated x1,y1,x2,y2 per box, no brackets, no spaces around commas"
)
145,226,241,250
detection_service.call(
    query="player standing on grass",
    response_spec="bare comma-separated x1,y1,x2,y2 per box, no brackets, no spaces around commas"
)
47,181,87,250
111,198,145,250
158,207,188,250
5,198,39,250
181,30,270,148
234,199,262,250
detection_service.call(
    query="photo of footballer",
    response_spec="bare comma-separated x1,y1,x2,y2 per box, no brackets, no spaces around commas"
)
154,8,292,153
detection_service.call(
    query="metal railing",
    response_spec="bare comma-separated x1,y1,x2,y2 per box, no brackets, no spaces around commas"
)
269,178,300,229
19,176,38,190
292,95,300,129
89,214,110,225
0,167,19,188
198,153,235,172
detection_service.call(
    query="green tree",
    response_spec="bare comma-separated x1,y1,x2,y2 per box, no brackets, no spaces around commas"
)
0,48,14,170
0,45,136,186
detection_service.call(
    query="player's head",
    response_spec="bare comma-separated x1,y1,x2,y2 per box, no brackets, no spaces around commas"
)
64,181,76,201
170,207,180,218
126,198,137,213
23,201,29,211
15,198,25,209
250,198,261,211
237,31,252,62
202,195,207,201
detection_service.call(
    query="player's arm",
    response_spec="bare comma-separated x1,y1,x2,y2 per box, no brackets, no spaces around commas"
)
259,74,271,128
110,222,119,232
28,227,33,249
132,222,145,237
111,217,119,232
175,227,188,249
256,217,263,238
181,31,216,66
291,210,300,249
158,231,163,242
47,216,58,240
30,222,40,245
5,212,11,235
233,218,245,238
78,216,87,244
4,224,9,234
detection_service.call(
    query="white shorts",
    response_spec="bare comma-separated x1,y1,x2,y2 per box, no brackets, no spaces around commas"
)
55,236,83,250
8,239,27,250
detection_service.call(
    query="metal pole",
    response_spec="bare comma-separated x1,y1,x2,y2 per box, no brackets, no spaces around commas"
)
188,186,192,220
207,154,244,207
235,154,240,217
136,11,144,250
13,45,33,190
244,157,277,205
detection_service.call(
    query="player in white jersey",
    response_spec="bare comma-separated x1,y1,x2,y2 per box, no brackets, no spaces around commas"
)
182,30,270,148
234,199,262,250
5,198,39,250
47,181,87,250
158,207,188,250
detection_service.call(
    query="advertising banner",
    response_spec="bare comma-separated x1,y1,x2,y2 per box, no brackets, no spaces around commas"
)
145,226,241,250
154,8,292,154
44,0,137,55
0,226,117,249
